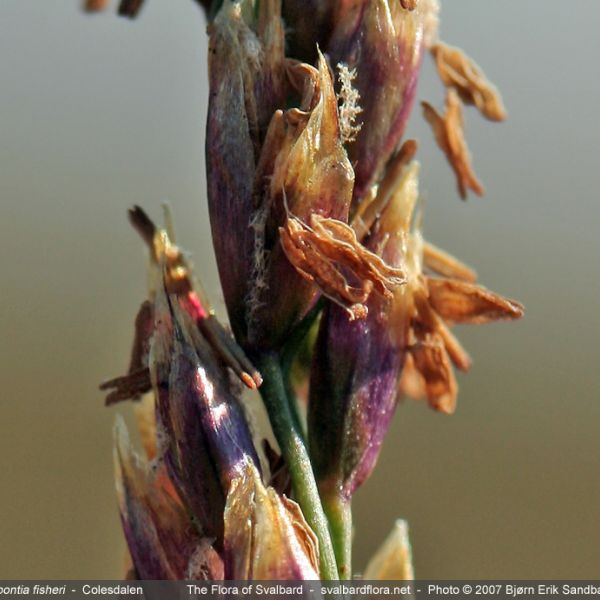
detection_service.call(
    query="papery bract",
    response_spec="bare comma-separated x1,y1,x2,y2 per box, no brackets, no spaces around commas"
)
223,462,320,580
246,51,355,349
363,520,414,580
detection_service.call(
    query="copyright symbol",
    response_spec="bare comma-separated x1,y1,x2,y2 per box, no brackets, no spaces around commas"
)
463,585,473,594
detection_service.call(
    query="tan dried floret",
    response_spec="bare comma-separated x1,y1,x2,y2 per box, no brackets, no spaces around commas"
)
432,42,507,122
427,278,524,325
422,89,484,199
409,334,458,414
370,160,524,413
311,216,406,293
413,286,473,372
280,213,405,320
422,240,477,282
281,223,370,320
398,273,523,413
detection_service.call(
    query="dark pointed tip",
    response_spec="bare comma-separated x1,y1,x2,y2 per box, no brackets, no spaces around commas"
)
128,205,152,228
103,391,125,406
118,0,144,18
103,389,143,406
98,379,111,391
128,205,156,249
99,369,151,405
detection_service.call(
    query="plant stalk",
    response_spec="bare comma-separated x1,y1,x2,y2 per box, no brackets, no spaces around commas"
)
321,491,352,579
256,352,339,580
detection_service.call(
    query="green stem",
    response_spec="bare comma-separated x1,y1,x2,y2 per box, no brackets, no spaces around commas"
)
256,352,339,580
279,300,324,441
321,491,352,580
280,299,323,376
283,368,306,442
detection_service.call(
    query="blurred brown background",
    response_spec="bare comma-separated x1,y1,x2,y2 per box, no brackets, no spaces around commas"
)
1,0,599,579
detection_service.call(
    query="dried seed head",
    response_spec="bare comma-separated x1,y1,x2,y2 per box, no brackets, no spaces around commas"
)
432,42,507,122
422,89,484,199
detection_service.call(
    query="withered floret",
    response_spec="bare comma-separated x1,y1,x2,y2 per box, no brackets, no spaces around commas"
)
422,89,484,199
431,41,507,122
